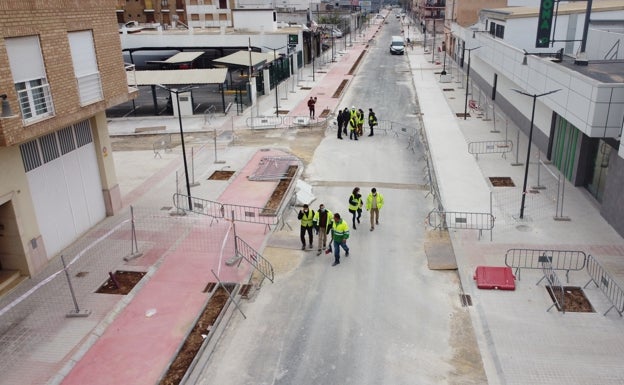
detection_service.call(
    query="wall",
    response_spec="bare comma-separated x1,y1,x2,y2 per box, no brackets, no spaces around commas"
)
0,0,134,146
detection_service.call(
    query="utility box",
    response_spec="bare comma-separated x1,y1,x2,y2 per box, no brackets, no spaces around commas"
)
172,91,194,117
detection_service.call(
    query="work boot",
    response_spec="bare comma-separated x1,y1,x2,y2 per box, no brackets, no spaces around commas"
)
301,244,305,250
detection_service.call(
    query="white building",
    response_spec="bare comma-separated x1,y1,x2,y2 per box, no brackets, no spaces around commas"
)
449,0,624,234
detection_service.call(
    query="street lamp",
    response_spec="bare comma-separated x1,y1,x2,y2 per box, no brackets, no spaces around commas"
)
463,46,481,120
263,45,286,117
512,88,561,219
156,84,197,211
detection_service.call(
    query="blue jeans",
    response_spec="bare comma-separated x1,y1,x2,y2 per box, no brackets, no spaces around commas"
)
333,239,349,263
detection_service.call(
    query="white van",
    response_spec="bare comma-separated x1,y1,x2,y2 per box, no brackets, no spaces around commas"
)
390,36,405,55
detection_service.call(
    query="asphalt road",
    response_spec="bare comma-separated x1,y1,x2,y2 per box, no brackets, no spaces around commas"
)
193,19,487,385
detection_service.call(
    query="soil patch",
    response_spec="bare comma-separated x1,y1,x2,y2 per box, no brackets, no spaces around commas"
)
95,271,146,295
208,170,235,180
489,177,515,187
158,283,234,385
546,286,594,312
263,165,297,213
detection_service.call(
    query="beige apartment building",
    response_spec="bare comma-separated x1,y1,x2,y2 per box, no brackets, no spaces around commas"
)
0,0,136,284
442,0,508,62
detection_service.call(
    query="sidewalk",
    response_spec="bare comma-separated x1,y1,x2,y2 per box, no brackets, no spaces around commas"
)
406,28,624,384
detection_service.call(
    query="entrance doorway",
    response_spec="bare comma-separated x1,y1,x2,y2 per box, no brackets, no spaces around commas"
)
0,199,28,295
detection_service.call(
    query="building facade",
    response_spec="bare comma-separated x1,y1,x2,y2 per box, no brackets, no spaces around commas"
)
0,0,136,280
448,1,624,235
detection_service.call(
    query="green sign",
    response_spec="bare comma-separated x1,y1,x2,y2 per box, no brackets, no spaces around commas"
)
288,34,298,44
536,0,554,48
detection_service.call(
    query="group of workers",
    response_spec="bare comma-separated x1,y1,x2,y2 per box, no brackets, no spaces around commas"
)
336,106,378,140
298,187,385,266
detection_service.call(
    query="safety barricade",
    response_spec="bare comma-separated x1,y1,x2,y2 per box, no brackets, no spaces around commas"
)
227,235,274,283
246,115,282,130
426,210,494,241
173,193,278,229
468,140,513,160
541,260,566,313
153,134,172,158
505,249,587,282
584,254,624,316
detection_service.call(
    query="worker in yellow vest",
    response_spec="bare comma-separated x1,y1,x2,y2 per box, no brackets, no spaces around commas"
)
365,187,384,231
330,213,350,266
297,204,315,250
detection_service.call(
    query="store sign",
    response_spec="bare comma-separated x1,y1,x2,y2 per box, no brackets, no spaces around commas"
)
536,0,554,48
288,34,298,44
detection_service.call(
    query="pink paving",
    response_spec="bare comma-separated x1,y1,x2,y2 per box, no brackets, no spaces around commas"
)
61,150,288,385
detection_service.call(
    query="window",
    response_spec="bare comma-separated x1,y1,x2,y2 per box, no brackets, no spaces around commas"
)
5,36,54,123
68,31,103,105
19,120,93,172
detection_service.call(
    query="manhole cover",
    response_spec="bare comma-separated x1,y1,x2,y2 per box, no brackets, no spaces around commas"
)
208,170,235,180
546,286,594,312
489,177,515,187
96,271,146,295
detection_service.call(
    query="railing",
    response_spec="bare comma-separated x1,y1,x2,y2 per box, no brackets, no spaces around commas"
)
504,249,587,282
153,133,172,158
584,254,624,316
229,235,274,283
541,259,566,313
426,209,494,240
172,193,278,227
468,140,513,159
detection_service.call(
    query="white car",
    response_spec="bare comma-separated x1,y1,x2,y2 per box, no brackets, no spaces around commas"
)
331,28,342,38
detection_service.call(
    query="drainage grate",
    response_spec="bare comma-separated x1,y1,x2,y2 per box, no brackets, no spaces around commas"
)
203,282,216,293
489,177,515,187
456,113,470,118
300,87,312,90
443,88,454,91
161,206,172,211
460,293,472,307
239,283,253,298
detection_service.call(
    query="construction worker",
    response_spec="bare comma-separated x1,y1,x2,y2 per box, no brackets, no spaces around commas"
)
365,187,384,231
313,203,333,255
357,108,365,136
297,204,315,250
349,112,359,140
368,108,378,136
330,213,350,266
348,187,363,229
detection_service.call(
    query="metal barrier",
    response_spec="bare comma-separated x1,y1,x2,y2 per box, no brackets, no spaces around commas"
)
584,254,624,316
504,249,587,282
284,115,328,129
228,235,274,283
426,210,494,240
468,140,513,159
153,134,172,158
246,115,282,130
172,193,278,228
541,260,566,313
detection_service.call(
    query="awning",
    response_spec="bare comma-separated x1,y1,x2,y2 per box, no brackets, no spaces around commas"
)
164,51,204,63
213,50,278,67
126,68,228,86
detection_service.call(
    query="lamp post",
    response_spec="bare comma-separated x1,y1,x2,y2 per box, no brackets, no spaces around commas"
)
463,46,481,120
263,45,286,117
512,88,561,219
156,84,197,211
